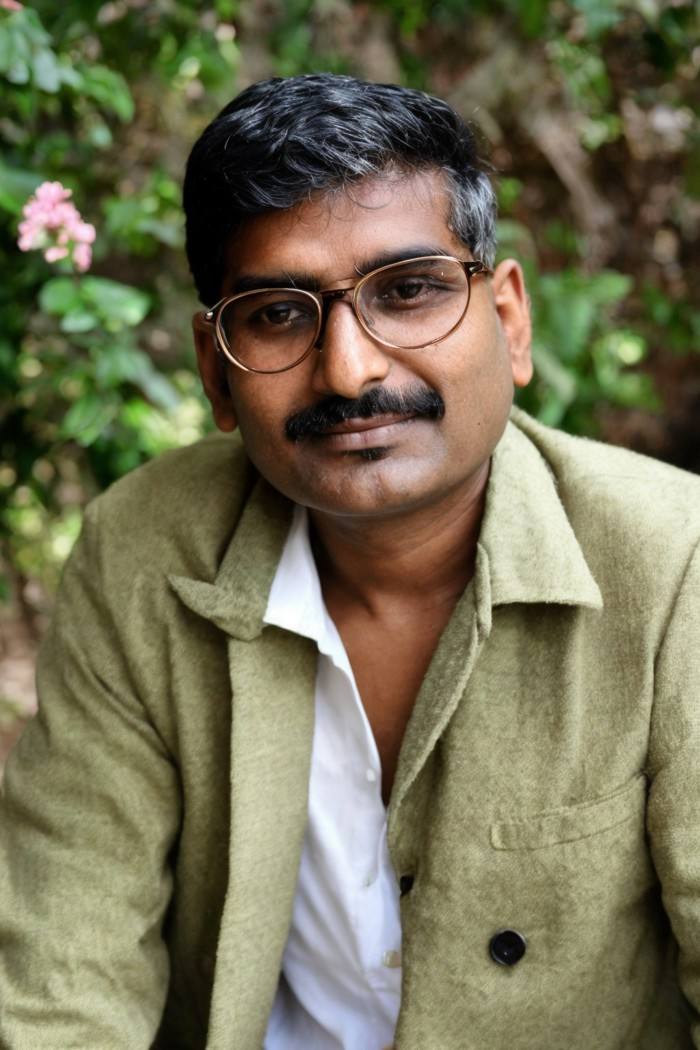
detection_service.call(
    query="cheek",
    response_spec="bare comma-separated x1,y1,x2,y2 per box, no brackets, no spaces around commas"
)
227,371,293,437
227,374,311,488
443,322,514,406
436,332,514,452
234,407,286,472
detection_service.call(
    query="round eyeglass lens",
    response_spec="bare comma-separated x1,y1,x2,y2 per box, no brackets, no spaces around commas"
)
219,289,320,372
357,257,470,349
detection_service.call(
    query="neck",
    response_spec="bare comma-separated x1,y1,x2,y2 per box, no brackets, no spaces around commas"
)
309,460,490,615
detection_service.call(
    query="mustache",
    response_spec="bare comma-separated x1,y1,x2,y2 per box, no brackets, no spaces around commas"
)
285,384,445,441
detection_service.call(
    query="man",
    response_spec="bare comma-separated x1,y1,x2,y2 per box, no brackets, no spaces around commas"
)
0,73,699,1050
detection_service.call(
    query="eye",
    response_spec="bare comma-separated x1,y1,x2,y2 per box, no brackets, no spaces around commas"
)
374,272,454,308
255,301,314,326
386,278,429,301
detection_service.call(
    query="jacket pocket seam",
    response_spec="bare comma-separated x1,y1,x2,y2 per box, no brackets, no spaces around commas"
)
490,773,647,851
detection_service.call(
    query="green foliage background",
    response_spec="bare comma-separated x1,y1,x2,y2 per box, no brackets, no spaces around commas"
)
0,0,698,719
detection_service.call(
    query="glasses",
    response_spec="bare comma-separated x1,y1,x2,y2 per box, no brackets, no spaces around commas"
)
195,255,492,375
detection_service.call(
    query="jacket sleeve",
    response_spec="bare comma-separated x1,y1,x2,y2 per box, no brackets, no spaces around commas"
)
647,539,700,1043
0,500,181,1049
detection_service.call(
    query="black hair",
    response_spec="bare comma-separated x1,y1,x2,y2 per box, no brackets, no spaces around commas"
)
183,73,496,306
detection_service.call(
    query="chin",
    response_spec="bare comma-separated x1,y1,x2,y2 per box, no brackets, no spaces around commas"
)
297,466,456,521
253,441,471,519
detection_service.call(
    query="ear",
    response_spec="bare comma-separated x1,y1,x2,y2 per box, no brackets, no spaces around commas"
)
490,259,533,389
192,315,238,432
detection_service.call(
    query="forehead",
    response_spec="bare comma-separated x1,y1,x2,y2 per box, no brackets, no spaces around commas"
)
223,170,466,289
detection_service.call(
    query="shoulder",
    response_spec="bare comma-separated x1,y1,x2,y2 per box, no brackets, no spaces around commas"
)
512,407,700,527
511,407,700,593
86,431,258,581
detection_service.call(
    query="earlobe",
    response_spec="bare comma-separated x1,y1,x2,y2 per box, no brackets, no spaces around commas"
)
192,316,238,432
491,259,533,389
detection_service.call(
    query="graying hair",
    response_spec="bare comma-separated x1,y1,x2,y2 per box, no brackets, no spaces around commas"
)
445,168,497,268
184,74,498,304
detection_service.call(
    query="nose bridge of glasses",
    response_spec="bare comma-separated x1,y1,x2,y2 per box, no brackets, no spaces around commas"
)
319,276,358,297
313,282,365,349
319,288,353,310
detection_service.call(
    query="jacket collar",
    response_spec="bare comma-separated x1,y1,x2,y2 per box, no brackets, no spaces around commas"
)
170,411,602,635
169,477,293,641
479,414,602,609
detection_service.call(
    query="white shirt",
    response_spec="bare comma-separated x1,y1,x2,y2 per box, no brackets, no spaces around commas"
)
263,505,402,1050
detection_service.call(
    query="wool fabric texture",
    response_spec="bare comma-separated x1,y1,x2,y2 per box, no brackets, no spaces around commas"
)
1,408,699,1049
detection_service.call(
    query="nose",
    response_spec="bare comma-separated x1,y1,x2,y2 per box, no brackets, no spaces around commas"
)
310,297,391,400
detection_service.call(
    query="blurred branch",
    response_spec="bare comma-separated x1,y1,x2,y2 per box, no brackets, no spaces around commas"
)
525,107,618,267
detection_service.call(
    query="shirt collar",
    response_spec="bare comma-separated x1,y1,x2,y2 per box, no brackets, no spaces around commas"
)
170,411,602,638
263,505,357,673
262,504,329,644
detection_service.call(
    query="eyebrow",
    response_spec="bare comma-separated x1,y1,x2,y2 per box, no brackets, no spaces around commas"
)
229,245,453,295
355,245,452,276
230,272,322,294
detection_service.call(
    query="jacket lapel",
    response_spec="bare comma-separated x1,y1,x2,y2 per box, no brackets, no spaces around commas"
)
170,478,316,1047
168,415,605,1043
388,418,603,874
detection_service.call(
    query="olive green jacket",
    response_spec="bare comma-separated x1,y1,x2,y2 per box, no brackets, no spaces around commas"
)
1,408,699,1049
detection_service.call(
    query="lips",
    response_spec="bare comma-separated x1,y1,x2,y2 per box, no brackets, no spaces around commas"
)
284,385,445,442
313,412,424,451
319,411,418,436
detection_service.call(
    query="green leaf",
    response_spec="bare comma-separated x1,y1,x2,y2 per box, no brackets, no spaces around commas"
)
571,0,623,38
39,277,83,316
119,397,152,429
82,277,150,327
496,219,537,262
139,218,183,247
1,24,30,77
516,0,548,36
77,64,134,122
597,329,647,367
0,24,13,72
6,57,29,84
94,345,145,388
586,271,633,305
39,278,151,333
60,310,99,333
11,8,51,48
32,47,62,92
56,60,81,89
538,275,597,360
131,364,179,410
0,162,42,214
95,346,179,409
60,394,117,446
532,343,578,407
85,119,113,149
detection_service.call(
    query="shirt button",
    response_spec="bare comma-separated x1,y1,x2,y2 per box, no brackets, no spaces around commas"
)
366,768,377,783
399,874,414,896
382,949,401,968
363,873,377,888
489,929,527,966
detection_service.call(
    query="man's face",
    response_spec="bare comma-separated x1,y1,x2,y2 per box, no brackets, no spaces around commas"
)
195,170,532,520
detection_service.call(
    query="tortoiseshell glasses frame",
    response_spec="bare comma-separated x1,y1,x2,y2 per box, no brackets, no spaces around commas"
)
193,255,492,375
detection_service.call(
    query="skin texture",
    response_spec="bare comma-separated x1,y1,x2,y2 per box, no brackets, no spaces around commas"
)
194,169,532,799
195,170,531,521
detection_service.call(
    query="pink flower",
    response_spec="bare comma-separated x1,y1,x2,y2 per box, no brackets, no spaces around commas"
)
72,243,92,272
0,1,24,11
73,221,96,244
18,180,96,272
44,246,70,263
